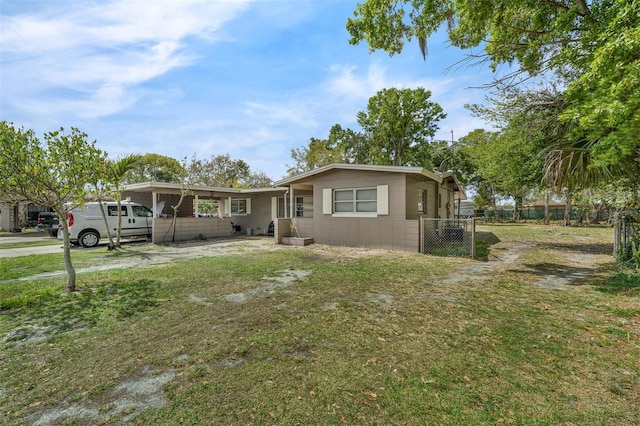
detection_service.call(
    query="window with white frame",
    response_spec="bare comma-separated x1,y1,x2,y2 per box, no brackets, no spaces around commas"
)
334,188,377,213
230,199,249,215
323,185,388,216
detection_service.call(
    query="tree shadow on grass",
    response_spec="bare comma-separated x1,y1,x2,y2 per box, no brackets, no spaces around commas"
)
3,279,161,345
544,242,614,256
507,260,640,296
475,231,501,261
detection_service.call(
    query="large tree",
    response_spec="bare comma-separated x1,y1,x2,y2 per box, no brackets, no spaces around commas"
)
357,87,446,166
0,122,107,292
188,154,251,187
347,0,640,177
124,153,186,184
287,124,360,175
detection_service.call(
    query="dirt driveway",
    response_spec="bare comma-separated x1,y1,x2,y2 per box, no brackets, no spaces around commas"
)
3,230,615,289
2,238,283,282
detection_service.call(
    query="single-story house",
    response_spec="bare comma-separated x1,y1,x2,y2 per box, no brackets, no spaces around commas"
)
272,163,465,252
120,163,466,252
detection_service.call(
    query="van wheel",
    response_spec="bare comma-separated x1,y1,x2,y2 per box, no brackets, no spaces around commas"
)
79,230,100,248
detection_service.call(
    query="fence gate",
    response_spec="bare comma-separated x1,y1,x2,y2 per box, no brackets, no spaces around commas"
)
420,217,476,258
613,211,639,255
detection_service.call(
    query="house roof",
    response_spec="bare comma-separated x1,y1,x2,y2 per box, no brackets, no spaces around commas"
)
275,163,443,186
275,163,467,199
122,182,287,198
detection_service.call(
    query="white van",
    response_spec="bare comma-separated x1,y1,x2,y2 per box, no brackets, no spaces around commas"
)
63,201,153,247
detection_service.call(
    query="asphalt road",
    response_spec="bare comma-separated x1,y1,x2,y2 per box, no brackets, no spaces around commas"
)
0,232,146,258
0,232,63,258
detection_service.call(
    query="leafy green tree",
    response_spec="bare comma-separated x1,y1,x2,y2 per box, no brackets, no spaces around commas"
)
124,153,186,183
459,126,544,221
188,154,251,187
347,0,640,178
347,0,618,81
0,122,107,292
243,170,273,188
325,124,371,164
88,154,141,250
357,87,446,166
287,125,357,175
288,89,446,174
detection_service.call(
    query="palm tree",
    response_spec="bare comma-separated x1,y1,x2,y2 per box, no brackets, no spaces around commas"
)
543,138,639,225
109,154,141,248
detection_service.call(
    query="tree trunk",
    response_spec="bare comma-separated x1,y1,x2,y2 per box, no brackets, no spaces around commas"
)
98,200,115,250
56,208,76,292
544,191,550,224
512,195,522,222
169,192,186,243
116,198,123,248
563,192,572,226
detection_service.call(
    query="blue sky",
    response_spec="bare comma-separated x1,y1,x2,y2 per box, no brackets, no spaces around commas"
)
1,0,496,182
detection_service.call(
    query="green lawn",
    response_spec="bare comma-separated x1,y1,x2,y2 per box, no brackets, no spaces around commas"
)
1,225,638,425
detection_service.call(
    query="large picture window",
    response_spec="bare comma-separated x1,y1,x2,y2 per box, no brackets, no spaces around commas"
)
334,188,377,213
323,185,388,216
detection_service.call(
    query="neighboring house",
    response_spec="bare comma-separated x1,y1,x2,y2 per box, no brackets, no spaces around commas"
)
273,163,465,252
454,200,475,218
119,163,465,252
0,201,19,232
0,199,52,232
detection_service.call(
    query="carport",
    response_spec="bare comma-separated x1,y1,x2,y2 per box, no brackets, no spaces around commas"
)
121,182,287,244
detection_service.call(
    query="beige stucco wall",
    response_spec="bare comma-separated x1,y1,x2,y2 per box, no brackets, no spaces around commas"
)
405,177,438,219
152,217,233,244
285,169,420,252
150,193,277,243
228,192,276,235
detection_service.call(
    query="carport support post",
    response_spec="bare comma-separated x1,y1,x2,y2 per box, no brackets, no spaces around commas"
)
152,191,157,243
289,186,295,219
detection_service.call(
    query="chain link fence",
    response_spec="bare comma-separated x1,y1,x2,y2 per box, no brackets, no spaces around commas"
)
420,218,476,258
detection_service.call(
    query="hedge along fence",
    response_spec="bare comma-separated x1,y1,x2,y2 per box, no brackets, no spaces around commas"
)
478,207,609,222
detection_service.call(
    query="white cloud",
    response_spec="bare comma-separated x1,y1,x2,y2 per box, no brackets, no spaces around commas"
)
0,0,252,118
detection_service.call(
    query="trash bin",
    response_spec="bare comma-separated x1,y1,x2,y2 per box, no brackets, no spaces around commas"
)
246,228,252,235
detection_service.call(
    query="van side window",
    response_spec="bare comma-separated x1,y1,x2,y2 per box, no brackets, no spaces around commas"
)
107,206,128,216
132,205,153,217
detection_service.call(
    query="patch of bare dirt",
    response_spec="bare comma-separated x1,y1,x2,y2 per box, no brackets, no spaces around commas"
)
442,242,538,285
26,366,174,425
224,269,312,303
